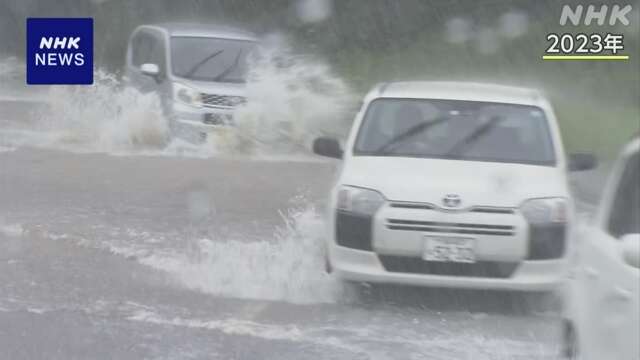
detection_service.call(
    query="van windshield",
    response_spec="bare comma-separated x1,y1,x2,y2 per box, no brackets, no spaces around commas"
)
170,36,255,83
354,98,557,166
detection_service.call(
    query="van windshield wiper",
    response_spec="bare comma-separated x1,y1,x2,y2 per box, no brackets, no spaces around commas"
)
372,116,449,155
212,50,243,82
183,49,224,78
444,116,504,156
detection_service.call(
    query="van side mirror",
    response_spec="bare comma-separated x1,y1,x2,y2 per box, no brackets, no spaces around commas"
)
568,153,597,171
313,137,343,159
140,63,160,77
620,234,640,269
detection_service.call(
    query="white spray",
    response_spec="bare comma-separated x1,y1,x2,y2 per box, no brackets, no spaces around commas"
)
0,40,354,157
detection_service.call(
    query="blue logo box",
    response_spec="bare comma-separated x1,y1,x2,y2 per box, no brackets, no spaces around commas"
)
26,18,93,85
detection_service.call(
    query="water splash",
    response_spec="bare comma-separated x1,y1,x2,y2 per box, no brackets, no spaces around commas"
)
137,199,341,304
40,72,170,152
231,38,354,154
0,57,24,84
0,40,354,158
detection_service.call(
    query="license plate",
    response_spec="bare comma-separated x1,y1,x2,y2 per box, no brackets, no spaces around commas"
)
423,236,476,263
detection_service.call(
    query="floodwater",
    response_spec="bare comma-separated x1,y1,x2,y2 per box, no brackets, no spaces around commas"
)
0,55,606,359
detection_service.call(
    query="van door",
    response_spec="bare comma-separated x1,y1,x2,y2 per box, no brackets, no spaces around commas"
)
126,29,167,95
580,151,640,359
598,151,640,360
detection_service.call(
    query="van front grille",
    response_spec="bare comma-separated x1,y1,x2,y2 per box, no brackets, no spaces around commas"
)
389,202,435,210
386,219,515,236
201,93,246,108
388,202,515,214
469,207,515,214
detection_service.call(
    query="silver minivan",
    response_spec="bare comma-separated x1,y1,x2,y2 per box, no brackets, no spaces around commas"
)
125,23,257,142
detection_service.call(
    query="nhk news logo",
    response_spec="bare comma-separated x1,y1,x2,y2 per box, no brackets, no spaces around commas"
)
544,4,633,61
26,18,93,84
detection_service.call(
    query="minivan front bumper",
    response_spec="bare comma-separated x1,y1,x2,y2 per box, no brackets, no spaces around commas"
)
171,101,236,128
330,244,566,291
169,101,237,142
328,201,569,292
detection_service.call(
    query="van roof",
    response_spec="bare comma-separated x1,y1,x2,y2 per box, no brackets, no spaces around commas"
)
370,81,545,106
142,22,257,41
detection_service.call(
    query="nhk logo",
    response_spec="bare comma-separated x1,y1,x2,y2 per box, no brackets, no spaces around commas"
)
543,4,633,61
26,18,93,85
36,37,85,66
559,4,633,26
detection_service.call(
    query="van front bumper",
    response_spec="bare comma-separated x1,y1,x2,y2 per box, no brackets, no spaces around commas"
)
330,244,566,292
171,101,236,126
169,102,236,141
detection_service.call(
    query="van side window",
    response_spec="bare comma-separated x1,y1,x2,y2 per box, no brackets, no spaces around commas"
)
148,34,166,74
608,152,640,238
131,31,166,73
131,31,154,67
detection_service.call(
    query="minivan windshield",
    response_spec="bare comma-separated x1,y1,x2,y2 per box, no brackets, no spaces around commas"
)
354,98,556,165
170,36,255,83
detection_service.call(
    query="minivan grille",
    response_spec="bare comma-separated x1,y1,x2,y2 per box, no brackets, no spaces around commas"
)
388,202,515,214
386,219,515,236
390,202,435,210
203,113,233,125
469,207,515,214
201,93,246,108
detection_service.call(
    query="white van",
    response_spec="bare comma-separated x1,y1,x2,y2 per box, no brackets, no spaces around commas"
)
313,81,596,292
563,136,639,359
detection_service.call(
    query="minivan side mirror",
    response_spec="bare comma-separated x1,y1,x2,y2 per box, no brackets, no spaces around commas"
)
620,233,640,269
568,153,597,171
313,137,343,159
140,63,160,77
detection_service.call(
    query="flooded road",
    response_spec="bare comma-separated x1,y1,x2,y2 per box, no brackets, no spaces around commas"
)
0,0,635,356
0,148,567,360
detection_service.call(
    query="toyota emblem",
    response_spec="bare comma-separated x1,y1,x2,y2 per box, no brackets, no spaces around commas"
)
442,194,462,208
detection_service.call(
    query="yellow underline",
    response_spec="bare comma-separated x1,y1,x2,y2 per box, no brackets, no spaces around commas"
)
542,55,629,60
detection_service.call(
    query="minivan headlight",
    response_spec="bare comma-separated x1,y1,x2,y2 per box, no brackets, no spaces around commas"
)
336,186,385,216
173,82,201,106
520,197,568,225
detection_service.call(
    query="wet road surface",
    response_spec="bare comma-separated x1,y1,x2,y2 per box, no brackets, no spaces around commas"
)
0,148,576,359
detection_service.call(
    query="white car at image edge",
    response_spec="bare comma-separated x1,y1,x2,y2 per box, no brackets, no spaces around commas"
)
313,81,596,292
563,136,639,360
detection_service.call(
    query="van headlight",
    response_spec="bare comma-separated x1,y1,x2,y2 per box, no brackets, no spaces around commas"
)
520,198,568,225
336,186,385,216
173,82,201,106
